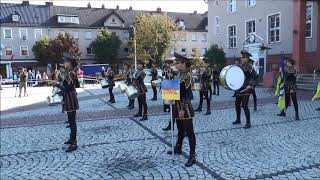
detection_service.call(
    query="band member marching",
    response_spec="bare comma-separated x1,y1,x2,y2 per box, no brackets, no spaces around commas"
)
106,66,115,103
133,60,148,121
59,52,80,152
124,63,135,109
150,61,158,101
277,58,300,120
212,64,220,96
195,65,212,115
167,53,196,167
232,50,257,129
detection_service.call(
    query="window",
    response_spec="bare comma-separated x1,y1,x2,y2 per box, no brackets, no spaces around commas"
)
247,0,256,7
191,33,197,41
181,48,186,55
201,33,207,42
19,29,28,40
305,3,313,38
179,20,185,30
85,31,92,40
268,14,280,43
169,48,175,55
201,48,207,56
111,18,116,23
58,16,65,23
5,46,13,56
3,28,12,39
228,0,236,13
72,31,79,39
228,25,237,48
71,17,79,24
86,47,92,55
20,46,28,56
246,20,256,37
215,16,220,35
34,29,42,39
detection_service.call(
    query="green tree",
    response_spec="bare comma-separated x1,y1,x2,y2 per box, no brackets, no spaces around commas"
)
129,13,177,66
204,44,226,69
49,33,81,64
32,36,50,65
91,28,121,64
191,48,205,68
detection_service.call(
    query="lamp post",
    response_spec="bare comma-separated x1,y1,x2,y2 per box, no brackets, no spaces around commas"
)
130,25,137,71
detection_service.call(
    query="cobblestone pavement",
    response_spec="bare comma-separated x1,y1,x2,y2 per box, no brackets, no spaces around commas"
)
1,85,320,179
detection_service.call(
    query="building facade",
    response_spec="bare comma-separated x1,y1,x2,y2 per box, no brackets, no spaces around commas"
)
207,0,320,74
0,1,208,78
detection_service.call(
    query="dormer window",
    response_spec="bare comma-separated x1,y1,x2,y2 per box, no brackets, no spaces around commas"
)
12,14,20,22
57,15,79,24
179,20,185,28
112,18,116,23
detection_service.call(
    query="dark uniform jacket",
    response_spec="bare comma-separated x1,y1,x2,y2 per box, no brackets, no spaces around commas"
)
173,70,193,120
134,69,147,94
285,66,297,93
151,67,158,81
200,68,211,91
124,68,133,85
59,69,79,112
236,63,257,96
107,70,115,87
212,67,220,82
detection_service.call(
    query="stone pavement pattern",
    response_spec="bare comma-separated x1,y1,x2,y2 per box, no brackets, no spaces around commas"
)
1,85,320,179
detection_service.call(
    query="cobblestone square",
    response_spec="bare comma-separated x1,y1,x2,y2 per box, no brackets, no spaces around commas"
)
1,86,320,179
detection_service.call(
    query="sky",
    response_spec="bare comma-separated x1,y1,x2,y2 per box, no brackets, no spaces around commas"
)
2,0,208,13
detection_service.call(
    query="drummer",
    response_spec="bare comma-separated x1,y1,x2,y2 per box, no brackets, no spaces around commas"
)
150,59,158,101
133,60,148,121
106,66,115,103
124,63,135,109
232,50,257,129
194,64,212,115
167,52,196,167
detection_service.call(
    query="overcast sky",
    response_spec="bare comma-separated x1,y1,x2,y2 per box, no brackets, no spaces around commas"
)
2,0,208,13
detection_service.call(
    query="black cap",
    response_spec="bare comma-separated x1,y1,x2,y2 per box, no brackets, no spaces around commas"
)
63,52,77,67
137,59,145,65
249,58,255,64
173,52,190,64
241,50,252,57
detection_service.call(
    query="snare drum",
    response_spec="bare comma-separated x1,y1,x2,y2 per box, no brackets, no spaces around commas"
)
125,85,139,100
46,94,63,106
151,79,162,87
220,65,245,90
193,83,201,91
100,79,109,89
118,83,128,93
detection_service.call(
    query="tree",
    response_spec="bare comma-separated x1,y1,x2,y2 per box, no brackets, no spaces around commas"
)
204,44,226,69
32,36,50,65
49,33,81,64
91,28,121,64
129,13,177,66
191,48,205,68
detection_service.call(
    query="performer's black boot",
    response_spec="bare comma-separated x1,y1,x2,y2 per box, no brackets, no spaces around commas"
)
162,123,172,131
139,114,148,121
244,117,251,129
205,107,211,115
128,100,134,109
232,119,241,124
167,144,182,155
134,112,142,117
295,112,300,120
194,106,202,112
316,107,320,111
277,110,286,117
65,141,77,153
185,153,196,167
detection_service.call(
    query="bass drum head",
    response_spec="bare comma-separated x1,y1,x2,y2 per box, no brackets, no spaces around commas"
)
225,66,245,90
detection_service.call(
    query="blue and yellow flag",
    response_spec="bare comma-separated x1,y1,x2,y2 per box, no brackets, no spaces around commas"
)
312,81,320,100
277,56,286,111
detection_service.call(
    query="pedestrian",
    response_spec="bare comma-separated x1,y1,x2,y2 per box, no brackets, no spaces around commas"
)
27,70,34,87
232,50,257,129
76,67,84,87
133,60,148,121
42,72,48,86
167,52,196,167
60,52,79,153
107,66,115,103
277,58,300,120
18,67,28,97
150,60,158,101
194,65,212,115
35,71,42,86
212,64,220,96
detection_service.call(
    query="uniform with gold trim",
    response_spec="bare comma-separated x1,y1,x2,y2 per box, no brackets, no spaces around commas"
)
195,66,212,115
133,60,148,121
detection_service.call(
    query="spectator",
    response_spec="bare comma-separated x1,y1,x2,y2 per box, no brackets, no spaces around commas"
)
28,70,34,87
0,74,2,90
35,71,42,86
18,67,28,97
42,72,48,86
77,67,84,87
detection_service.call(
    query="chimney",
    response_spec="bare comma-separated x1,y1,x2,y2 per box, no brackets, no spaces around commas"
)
22,1,29,6
156,7,161,12
193,10,197,14
116,4,119,10
101,4,105,9
129,6,132,10
87,3,91,8
45,2,53,6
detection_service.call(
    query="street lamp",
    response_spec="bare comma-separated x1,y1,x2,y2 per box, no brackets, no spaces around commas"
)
130,25,137,71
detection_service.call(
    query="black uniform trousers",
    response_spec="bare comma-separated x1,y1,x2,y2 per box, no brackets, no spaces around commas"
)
235,95,251,125
176,118,196,155
213,81,219,95
137,93,148,115
252,88,257,109
67,111,77,143
109,86,115,101
285,92,298,113
198,90,210,110
151,85,157,99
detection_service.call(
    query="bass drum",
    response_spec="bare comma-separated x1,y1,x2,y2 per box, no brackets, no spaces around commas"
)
125,85,139,100
100,79,109,89
46,94,63,106
220,65,245,90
